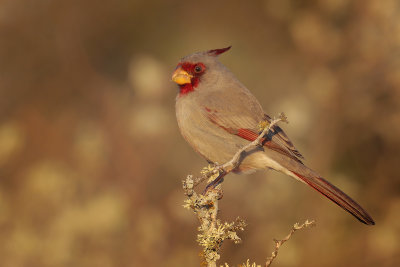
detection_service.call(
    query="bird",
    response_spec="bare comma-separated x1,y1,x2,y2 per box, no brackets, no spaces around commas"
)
171,46,375,225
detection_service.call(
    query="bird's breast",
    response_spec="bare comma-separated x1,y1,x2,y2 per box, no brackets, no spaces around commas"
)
175,94,247,164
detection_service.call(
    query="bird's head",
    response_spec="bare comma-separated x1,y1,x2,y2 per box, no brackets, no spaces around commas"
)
171,46,231,96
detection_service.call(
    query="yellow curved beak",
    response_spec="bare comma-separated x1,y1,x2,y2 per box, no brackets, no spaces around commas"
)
171,67,192,85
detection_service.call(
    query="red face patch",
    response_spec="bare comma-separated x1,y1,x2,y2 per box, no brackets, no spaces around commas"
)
178,62,206,76
176,62,206,96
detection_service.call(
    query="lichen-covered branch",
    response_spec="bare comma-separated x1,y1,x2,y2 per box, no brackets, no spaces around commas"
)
183,175,246,266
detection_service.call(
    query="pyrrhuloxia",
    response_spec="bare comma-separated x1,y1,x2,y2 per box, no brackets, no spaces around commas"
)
172,46,374,225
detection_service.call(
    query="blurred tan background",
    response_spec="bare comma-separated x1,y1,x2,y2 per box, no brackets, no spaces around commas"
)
0,0,399,266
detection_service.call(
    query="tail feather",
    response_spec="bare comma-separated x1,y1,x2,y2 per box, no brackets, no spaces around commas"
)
293,172,375,225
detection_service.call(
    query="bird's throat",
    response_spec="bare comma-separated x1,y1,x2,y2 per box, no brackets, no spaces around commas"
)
179,77,199,96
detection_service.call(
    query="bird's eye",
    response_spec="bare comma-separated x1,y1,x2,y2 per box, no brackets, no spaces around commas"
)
194,65,203,73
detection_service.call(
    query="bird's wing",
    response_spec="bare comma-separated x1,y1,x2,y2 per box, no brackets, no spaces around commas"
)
263,114,304,159
200,90,303,162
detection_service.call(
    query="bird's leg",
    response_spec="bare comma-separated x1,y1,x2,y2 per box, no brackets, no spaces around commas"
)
204,169,226,195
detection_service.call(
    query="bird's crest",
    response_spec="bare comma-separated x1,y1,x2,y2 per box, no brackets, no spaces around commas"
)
207,46,232,57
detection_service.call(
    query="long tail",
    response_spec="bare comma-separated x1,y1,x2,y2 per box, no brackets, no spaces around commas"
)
292,172,375,225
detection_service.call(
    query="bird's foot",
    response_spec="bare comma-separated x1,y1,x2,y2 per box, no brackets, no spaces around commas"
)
204,170,226,195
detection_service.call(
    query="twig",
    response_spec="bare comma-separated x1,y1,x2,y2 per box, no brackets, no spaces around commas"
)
265,220,316,267
220,112,288,173
198,112,288,189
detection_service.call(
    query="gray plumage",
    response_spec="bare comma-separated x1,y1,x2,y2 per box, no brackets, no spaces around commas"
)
173,47,374,225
